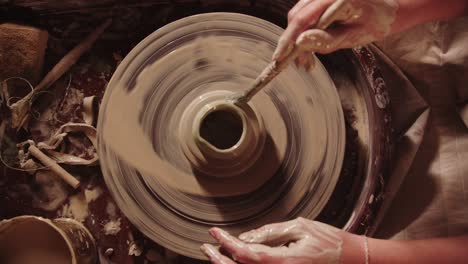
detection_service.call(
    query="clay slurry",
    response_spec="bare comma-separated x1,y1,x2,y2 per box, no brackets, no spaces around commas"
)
200,109,243,150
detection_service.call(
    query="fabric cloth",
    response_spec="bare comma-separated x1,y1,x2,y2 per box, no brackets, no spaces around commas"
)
374,16,468,239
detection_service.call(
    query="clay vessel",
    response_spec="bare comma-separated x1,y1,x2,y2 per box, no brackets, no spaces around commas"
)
0,216,97,264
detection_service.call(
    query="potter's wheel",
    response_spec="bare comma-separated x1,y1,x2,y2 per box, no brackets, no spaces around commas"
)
98,13,345,259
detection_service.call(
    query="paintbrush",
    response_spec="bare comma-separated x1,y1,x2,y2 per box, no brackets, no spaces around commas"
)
230,0,352,104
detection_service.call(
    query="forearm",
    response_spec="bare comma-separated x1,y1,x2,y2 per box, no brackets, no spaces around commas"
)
391,0,468,33
367,235,468,264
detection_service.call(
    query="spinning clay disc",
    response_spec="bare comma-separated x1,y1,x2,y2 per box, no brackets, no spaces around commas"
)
98,13,345,260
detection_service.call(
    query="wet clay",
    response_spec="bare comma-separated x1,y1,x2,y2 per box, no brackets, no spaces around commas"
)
98,13,345,260
0,220,71,264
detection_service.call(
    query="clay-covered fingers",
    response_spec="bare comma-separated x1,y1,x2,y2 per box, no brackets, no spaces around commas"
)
201,244,236,264
209,227,262,263
208,228,294,263
273,0,335,60
296,27,353,54
205,221,344,264
295,50,316,70
238,219,305,245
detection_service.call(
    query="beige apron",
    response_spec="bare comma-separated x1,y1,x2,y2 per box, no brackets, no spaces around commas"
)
375,16,468,239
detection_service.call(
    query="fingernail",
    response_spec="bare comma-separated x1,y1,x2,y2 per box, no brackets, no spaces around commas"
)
200,244,207,252
272,48,282,61
273,38,288,60
310,57,316,69
200,244,211,253
299,56,308,68
210,227,231,241
238,233,248,240
239,232,257,243
216,228,230,239
200,244,216,260
209,228,218,238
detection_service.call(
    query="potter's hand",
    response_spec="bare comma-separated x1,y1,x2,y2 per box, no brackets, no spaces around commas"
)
274,0,399,68
200,217,365,264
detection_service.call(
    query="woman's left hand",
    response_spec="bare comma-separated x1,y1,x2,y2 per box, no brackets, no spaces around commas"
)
200,217,365,264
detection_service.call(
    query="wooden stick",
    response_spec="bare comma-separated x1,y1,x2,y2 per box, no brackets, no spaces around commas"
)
28,145,80,189
34,19,112,92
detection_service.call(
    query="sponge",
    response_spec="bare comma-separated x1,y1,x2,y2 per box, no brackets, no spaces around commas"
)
0,23,48,84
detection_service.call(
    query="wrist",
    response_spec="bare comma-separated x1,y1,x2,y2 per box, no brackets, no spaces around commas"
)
367,238,413,264
341,234,414,264
341,233,368,264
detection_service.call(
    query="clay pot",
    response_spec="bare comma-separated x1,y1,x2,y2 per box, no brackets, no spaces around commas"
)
0,216,97,264
181,91,266,177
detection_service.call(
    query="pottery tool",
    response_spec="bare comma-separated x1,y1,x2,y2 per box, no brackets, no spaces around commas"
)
27,145,81,189
232,0,353,104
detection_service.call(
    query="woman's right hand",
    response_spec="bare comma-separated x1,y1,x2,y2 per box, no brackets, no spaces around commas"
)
274,0,399,68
